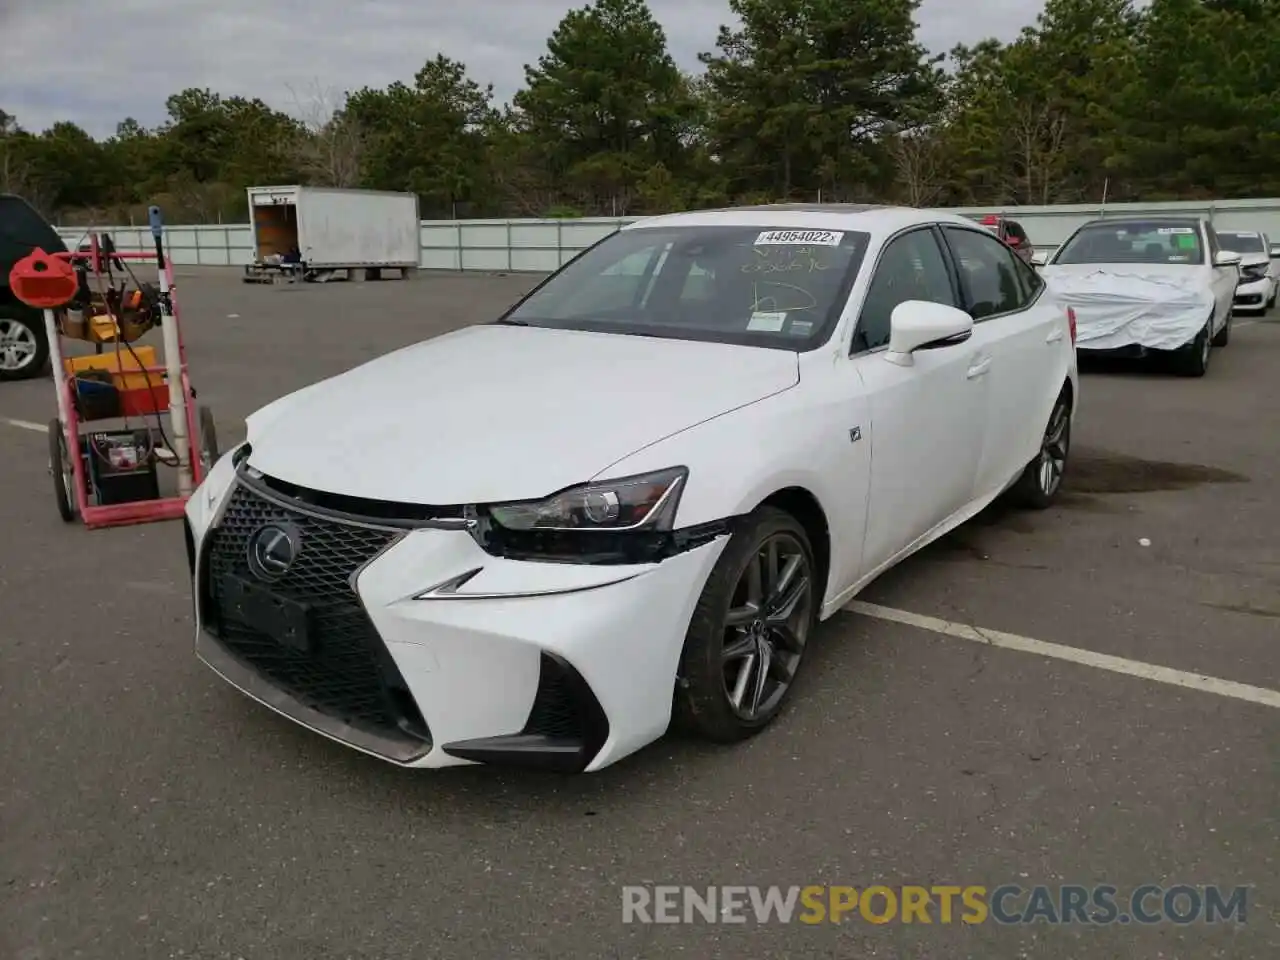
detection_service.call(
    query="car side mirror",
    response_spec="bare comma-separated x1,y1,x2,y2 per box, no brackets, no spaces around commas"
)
1031,252,1047,267
884,301,974,366
1214,251,1242,267
1269,244,1280,259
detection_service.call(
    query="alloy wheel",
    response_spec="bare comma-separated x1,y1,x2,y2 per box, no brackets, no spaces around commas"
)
1038,400,1070,496
720,532,814,721
0,319,37,372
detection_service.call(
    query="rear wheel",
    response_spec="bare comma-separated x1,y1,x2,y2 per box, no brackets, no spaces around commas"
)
1011,390,1072,509
674,507,817,743
48,418,76,522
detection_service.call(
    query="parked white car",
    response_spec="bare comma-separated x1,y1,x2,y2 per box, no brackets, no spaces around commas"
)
1215,230,1276,314
1036,216,1239,376
185,205,1079,773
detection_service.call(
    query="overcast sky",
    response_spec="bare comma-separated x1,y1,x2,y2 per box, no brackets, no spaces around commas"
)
4,0,1045,139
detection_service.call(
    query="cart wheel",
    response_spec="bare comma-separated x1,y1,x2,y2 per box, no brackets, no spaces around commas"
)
198,404,219,473
48,418,76,522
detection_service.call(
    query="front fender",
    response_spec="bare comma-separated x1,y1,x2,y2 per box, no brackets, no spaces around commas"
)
597,382,871,609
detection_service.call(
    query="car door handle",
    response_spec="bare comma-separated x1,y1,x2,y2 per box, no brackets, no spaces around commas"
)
1046,329,1064,343
966,357,992,379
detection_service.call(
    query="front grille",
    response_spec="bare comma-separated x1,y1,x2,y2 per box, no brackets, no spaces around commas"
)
202,477,431,747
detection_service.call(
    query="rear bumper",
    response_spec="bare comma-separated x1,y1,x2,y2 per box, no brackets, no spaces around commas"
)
185,463,726,773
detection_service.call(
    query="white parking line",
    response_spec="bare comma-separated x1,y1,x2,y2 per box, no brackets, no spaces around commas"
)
845,600,1280,710
2,417,44,433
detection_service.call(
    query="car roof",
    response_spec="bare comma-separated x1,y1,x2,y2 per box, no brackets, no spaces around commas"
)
624,204,981,236
1078,215,1204,227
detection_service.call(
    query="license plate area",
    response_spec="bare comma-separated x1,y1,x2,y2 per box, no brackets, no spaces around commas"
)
221,574,312,652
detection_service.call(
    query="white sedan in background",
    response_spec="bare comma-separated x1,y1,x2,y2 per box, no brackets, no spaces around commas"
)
1216,229,1276,314
185,205,1079,773
1036,216,1239,376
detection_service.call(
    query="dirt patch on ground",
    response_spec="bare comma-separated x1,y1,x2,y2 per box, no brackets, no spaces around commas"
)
1066,449,1248,494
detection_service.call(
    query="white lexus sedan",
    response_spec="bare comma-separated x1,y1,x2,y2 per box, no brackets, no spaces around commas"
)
1216,229,1276,314
185,205,1079,773
1036,216,1239,376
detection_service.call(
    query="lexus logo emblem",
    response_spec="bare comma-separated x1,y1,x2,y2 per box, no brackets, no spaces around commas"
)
247,523,300,581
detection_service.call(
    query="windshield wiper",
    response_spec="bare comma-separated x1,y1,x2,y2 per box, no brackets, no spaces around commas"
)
493,318,531,325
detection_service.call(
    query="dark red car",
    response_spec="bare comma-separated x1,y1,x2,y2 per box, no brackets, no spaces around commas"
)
976,215,1035,264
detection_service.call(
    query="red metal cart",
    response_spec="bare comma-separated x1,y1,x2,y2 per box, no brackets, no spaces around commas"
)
8,206,216,529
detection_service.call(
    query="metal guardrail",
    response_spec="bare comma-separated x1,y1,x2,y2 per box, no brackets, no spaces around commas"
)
56,198,1280,272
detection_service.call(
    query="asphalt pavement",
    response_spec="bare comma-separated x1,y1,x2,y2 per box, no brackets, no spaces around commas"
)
1,270,1277,959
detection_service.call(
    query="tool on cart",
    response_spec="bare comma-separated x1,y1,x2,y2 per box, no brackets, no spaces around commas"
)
7,206,218,529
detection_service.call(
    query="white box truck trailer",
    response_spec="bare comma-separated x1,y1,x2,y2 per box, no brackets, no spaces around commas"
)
243,185,420,283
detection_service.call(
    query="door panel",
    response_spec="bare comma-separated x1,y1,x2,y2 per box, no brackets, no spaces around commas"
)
856,344,988,575
849,227,987,577
941,226,1064,497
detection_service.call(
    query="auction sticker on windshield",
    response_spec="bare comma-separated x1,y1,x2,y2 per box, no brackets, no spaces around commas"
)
1157,227,1195,234
747,311,788,331
755,230,843,246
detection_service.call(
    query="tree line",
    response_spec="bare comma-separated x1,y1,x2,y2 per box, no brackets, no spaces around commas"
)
2,0,1275,226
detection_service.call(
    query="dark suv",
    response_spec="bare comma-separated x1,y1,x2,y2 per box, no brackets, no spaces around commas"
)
976,215,1035,264
0,194,68,380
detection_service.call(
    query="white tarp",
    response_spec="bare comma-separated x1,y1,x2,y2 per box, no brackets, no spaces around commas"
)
1041,267,1213,351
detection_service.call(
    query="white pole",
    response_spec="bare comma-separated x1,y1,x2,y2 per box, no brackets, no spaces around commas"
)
45,308,70,433
149,206,193,496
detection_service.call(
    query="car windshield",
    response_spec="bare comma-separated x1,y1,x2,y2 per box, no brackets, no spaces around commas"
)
1052,220,1204,265
499,225,872,350
1217,231,1265,253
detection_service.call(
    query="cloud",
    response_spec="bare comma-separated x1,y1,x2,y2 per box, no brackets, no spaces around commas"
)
2,0,1045,139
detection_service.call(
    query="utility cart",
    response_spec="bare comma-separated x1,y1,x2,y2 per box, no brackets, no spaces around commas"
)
7,207,217,528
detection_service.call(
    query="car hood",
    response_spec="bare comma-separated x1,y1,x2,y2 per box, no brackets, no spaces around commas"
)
1039,263,1213,351
1040,262,1209,293
244,324,799,504
1235,252,1269,269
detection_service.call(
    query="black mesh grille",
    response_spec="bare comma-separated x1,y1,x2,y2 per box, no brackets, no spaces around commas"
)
202,479,430,746
524,663,583,739
522,653,609,756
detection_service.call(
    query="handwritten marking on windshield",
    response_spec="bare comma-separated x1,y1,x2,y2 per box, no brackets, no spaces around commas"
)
750,281,817,313
741,246,833,274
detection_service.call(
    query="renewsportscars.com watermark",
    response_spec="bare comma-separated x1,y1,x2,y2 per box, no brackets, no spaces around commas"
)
621,884,1249,926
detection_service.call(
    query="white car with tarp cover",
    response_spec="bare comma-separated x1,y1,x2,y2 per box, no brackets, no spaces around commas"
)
186,204,1078,773
1037,216,1239,376
1215,229,1276,314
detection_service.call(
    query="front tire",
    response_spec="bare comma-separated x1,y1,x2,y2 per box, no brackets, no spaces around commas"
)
1011,390,1072,509
1212,311,1231,347
1173,319,1212,377
674,506,817,743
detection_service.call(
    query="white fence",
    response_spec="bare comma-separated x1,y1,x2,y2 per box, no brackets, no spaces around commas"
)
55,198,1280,273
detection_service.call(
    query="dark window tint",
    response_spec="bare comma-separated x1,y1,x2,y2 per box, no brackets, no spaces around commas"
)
854,228,956,352
1012,254,1044,302
1004,221,1028,243
1217,231,1265,254
943,227,1027,320
1052,219,1205,265
0,195,67,287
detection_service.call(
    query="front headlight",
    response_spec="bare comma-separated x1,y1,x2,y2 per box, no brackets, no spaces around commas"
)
486,467,687,533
